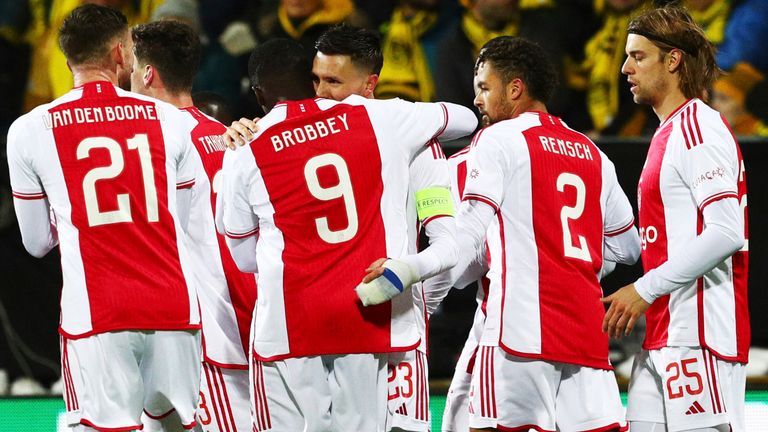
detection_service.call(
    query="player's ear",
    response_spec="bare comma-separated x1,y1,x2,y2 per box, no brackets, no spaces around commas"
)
113,42,126,68
667,48,684,73
507,77,524,101
143,64,154,87
254,86,269,113
363,74,379,98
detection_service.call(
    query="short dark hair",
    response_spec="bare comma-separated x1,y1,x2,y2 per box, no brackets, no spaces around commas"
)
59,4,128,66
315,25,383,75
132,20,201,94
248,38,314,96
628,5,719,99
475,36,558,103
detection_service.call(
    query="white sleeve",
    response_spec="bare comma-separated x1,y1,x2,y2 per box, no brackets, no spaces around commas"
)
634,197,744,303
226,235,259,273
677,119,739,211
214,169,227,235
220,150,259,239
436,102,479,141
171,110,197,190
396,130,500,280
410,140,453,225
421,199,495,312
176,187,193,233
602,158,640,265
220,149,260,273
13,198,59,258
399,215,458,281
7,117,58,257
376,98,477,156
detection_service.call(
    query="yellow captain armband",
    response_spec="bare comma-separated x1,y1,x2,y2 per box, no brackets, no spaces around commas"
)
415,187,454,221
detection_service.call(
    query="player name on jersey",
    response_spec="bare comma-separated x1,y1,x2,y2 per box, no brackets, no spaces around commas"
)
538,136,594,160
198,134,228,154
270,113,349,152
43,104,162,129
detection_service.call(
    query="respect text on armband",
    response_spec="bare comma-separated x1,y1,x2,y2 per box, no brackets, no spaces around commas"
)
415,187,455,221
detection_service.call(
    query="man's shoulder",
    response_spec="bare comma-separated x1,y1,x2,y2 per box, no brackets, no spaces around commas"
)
474,115,537,144
669,99,735,152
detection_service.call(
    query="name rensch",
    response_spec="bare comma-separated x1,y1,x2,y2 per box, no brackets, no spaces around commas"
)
539,136,594,160
270,114,349,152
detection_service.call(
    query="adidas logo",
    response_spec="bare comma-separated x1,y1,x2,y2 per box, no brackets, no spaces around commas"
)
685,401,706,415
395,403,408,416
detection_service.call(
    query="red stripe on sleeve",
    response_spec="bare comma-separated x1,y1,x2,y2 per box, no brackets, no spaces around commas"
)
605,218,635,236
698,191,738,211
12,191,47,200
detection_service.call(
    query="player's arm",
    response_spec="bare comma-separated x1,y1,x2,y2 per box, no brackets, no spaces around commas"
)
7,119,58,258
420,145,490,313
368,97,477,156
220,150,260,273
603,128,744,338
176,148,204,234
410,141,458,278
601,159,641,265
172,113,199,233
422,208,491,315
633,197,743,302
432,102,479,141
13,198,59,258
357,134,503,306
602,198,743,338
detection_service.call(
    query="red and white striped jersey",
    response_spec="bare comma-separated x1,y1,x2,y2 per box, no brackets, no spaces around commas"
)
220,95,457,361
637,99,749,363
463,112,636,369
407,140,450,353
7,81,200,338
181,107,257,368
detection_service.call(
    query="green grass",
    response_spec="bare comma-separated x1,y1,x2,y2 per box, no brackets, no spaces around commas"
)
1,392,768,431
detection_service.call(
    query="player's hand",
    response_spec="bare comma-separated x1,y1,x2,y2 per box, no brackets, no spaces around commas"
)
361,258,388,283
356,259,417,306
601,283,651,339
222,117,260,149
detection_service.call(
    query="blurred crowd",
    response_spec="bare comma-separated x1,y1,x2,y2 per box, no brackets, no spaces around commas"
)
2,0,768,143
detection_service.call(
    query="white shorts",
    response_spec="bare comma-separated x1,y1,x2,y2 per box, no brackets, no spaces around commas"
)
468,346,627,431
441,336,479,432
61,330,201,431
626,347,746,432
198,362,250,432
386,350,430,431
251,353,388,432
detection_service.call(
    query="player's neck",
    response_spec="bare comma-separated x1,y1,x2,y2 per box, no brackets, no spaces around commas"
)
154,90,194,109
512,99,548,118
653,91,688,124
72,67,118,88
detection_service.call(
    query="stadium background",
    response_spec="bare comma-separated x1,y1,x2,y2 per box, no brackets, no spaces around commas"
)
2,0,768,428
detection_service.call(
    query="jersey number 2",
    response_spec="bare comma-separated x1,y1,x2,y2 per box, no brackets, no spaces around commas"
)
304,153,359,244
557,173,591,262
77,134,158,227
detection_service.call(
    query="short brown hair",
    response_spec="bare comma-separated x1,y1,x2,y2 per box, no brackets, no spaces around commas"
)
132,20,201,94
59,4,128,66
628,6,719,99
